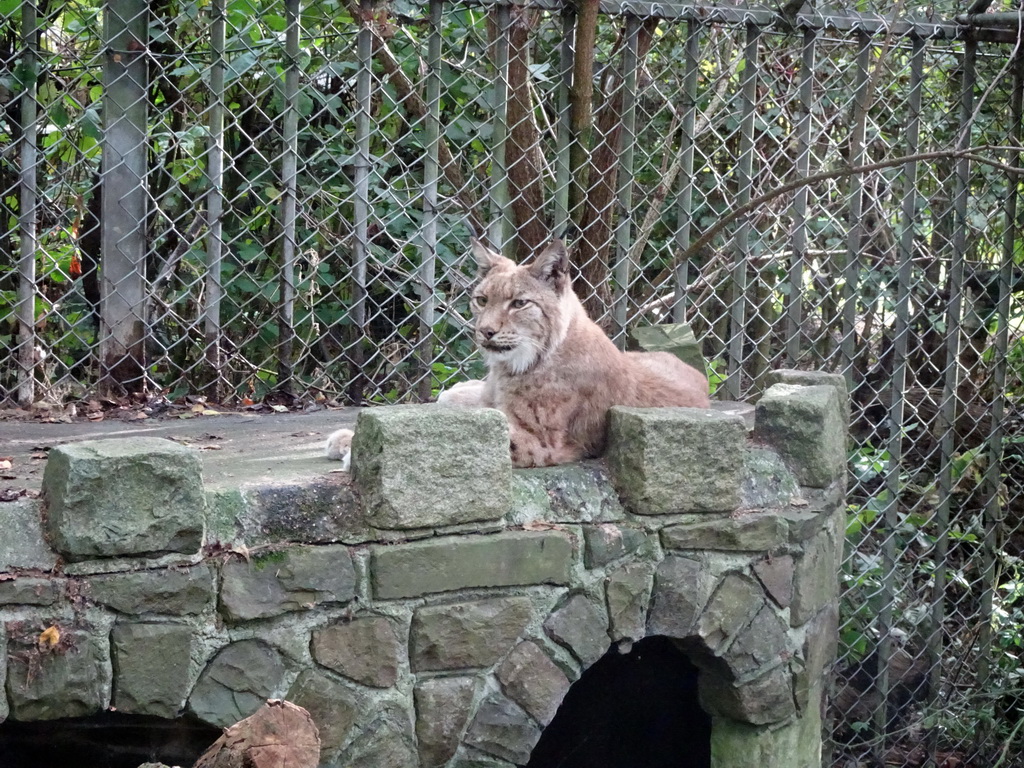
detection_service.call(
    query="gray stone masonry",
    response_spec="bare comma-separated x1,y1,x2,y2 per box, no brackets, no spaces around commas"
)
352,405,512,529
43,437,206,560
0,378,846,768
754,384,847,489
111,622,195,718
607,407,747,514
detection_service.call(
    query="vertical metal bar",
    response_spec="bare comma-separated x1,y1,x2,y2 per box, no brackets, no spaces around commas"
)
786,27,816,365
975,41,1023,735
417,0,444,401
100,0,149,392
350,0,372,402
489,3,511,252
553,8,575,236
932,30,976,750
278,0,300,394
204,0,227,398
16,0,39,405
874,34,925,757
672,19,700,325
725,23,759,400
611,15,640,342
841,31,871,388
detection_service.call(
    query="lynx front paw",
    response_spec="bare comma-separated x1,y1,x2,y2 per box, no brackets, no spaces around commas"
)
436,379,486,407
325,428,354,471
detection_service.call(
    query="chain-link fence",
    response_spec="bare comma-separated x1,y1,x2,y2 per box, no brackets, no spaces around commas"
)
2,0,1024,765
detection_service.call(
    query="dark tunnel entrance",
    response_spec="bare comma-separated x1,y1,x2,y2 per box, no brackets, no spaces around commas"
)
0,711,221,768
526,635,712,768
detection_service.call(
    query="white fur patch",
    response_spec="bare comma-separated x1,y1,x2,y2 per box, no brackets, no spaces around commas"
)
325,428,353,471
484,344,539,375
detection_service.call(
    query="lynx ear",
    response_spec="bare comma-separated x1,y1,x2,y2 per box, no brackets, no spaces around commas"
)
526,240,570,287
471,238,512,277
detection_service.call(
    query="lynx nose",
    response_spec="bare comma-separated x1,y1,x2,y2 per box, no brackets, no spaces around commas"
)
478,326,497,340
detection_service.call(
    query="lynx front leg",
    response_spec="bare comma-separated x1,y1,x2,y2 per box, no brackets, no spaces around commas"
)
508,424,584,467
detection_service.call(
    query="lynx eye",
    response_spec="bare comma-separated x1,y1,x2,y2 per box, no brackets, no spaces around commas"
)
509,298,529,309
473,295,488,307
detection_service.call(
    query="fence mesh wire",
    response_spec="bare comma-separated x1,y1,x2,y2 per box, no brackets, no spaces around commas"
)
3,0,1024,765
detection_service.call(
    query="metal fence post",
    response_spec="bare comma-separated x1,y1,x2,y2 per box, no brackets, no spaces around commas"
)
100,0,150,393
725,22,760,400
203,0,227,399
611,14,640,344
672,19,700,325
786,27,816,365
278,0,301,395
15,0,39,405
417,0,445,401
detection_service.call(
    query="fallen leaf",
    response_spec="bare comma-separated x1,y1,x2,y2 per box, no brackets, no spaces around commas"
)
270,404,289,413
38,625,60,648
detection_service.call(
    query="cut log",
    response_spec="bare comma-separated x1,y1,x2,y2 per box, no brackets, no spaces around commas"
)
192,699,320,768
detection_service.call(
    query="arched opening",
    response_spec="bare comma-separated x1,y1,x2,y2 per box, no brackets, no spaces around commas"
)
527,635,712,768
0,711,220,768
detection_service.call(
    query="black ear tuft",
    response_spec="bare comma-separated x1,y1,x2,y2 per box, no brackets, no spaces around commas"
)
527,240,570,285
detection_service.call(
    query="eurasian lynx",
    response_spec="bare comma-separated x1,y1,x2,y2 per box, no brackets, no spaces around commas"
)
325,238,709,468
459,238,708,466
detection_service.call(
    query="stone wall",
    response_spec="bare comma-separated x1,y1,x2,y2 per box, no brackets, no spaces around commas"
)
0,370,847,768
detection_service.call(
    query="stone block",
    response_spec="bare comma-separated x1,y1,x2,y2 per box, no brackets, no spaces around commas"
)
647,555,716,639
312,616,401,688
607,407,745,514
188,639,286,728
0,576,64,606
700,664,796,725
220,545,355,621
543,594,610,668
415,676,478,767
342,710,418,768
111,622,195,718
497,641,570,726
1,499,58,572
411,597,532,672
724,604,791,678
766,368,850,427
352,405,512,529
511,462,625,524
695,572,765,654
235,475,368,546
583,524,652,568
794,605,838,711
465,692,542,765
754,384,846,489
88,564,215,615
710,692,823,768
372,531,572,599
661,514,786,552
753,555,794,609
605,562,654,643
42,438,206,560
287,669,359,758
6,629,110,720
741,447,800,509
791,529,838,626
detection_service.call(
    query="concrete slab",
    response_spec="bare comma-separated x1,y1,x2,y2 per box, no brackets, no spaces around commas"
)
0,408,359,493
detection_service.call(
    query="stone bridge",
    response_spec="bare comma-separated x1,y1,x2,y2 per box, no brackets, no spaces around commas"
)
0,370,846,767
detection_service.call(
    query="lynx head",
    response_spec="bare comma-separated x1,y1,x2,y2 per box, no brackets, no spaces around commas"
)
469,238,576,374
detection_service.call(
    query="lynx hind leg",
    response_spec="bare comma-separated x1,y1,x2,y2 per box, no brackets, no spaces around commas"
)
436,379,486,407
325,427,354,470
